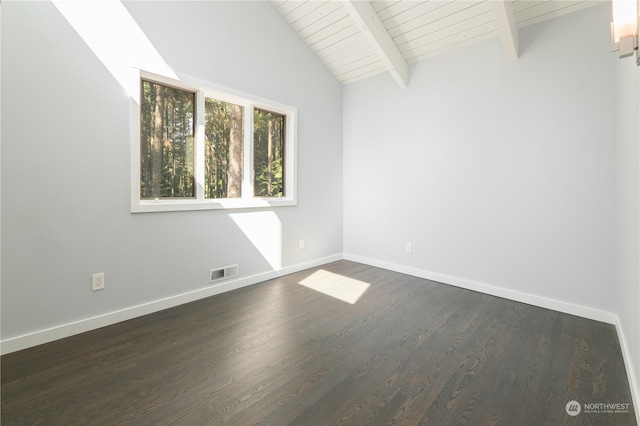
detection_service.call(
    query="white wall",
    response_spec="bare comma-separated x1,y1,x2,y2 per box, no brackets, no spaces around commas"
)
1,1,343,350
615,36,640,413
344,4,618,315
2,3,636,403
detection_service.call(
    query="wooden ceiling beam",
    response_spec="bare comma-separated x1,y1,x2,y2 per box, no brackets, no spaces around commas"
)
492,0,519,61
343,0,409,88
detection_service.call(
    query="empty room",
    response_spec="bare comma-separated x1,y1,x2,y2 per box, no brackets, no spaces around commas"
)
2,0,639,424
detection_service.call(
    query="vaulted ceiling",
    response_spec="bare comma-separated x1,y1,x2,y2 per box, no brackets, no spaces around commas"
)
272,0,605,86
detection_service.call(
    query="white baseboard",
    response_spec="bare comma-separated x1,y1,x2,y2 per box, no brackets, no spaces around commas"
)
343,253,618,324
615,316,640,423
0,254,343,355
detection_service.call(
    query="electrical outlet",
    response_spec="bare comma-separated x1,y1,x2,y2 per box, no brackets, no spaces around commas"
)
405,243,412,254
299,240,305,249
92,272,105,291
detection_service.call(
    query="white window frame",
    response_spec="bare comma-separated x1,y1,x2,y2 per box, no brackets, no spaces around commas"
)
131,70,297,213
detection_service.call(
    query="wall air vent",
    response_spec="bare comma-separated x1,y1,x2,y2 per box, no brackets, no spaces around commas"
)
209,264,238,283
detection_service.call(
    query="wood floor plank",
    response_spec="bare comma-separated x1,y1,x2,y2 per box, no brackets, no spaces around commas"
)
2,261,636,425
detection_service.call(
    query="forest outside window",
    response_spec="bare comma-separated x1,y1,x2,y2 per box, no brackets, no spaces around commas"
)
204,98,244,199
132,71,296,212
140,80,196,200
254,108,285,198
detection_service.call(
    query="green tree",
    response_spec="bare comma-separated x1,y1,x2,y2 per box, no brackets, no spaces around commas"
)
254,109,284,197
140,80,195,199
204,99,243,198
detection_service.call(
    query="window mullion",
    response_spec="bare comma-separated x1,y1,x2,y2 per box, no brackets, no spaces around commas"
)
242,103,254,200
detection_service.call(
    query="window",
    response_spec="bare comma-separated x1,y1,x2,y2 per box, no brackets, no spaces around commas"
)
131,71,296,212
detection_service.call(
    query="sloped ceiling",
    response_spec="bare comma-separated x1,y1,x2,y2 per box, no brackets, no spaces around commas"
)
272,0,605,86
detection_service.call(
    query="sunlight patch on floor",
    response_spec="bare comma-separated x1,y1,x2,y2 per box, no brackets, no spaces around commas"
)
298,270,370,304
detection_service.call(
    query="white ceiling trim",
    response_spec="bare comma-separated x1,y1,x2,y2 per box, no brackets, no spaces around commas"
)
492,0,519,61
342,0,409,88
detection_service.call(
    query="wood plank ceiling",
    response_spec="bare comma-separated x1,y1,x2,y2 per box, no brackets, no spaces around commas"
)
272,0,605,86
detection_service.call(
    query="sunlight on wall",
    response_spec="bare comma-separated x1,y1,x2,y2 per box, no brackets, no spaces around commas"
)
299,270,370,304
52,0,176,98
230,211,282,270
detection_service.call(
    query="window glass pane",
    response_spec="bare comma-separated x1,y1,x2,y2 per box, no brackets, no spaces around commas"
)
204,99,244,199
254,108,285,197
140,80,195,199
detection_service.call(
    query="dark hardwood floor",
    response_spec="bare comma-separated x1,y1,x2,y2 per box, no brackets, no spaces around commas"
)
1,261,636,425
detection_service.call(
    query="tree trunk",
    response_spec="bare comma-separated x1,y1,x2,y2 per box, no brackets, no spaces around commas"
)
151,85,164,198
227,104,242,197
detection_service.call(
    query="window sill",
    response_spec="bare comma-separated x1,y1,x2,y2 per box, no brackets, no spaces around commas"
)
131,197,296,213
